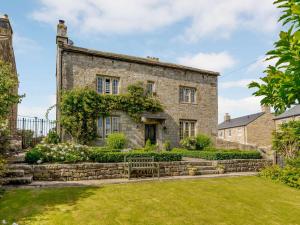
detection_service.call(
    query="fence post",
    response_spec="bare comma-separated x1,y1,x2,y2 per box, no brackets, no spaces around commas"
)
22,118,25,149
34,117,38,138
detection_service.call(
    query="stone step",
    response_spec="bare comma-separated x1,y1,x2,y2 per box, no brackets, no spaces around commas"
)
198,170,219,175
2,176,33,185
4,169,25,177
7,153,26,164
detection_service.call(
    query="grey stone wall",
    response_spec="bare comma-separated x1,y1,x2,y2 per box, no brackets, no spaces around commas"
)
57,44,218,148
214,159,272,173
8,159,272,181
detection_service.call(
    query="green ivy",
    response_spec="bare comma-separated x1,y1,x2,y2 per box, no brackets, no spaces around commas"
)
60,83,163,144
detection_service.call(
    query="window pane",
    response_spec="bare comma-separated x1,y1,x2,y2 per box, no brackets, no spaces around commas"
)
105,79,111,94
184,122,189,137
179,87,184,102
112,117,120,132
191,89,195,103
105,117,111,136
112,79,119,94
179,121,183,139
190,122,195,137
97,117,103,138
184,89,190,102
147,82,154,95
97,77,103,94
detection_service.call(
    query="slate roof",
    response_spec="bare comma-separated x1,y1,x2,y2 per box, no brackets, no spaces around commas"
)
60,44,219,76
274,105,300,120
218,112,264,130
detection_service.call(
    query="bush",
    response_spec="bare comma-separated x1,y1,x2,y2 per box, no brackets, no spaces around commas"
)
180,137,196,150
163,140,171,151
286,157,300,168
43,130,60,144
25,148,44,164
0,121,10,155
195,134,212,150
172,148,262,160
144,139,157,152
89,150,182,163
259,165,300,189
106,133,127,150
25,143,90,164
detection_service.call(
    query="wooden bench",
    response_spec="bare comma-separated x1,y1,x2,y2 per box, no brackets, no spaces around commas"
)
124,156,160,179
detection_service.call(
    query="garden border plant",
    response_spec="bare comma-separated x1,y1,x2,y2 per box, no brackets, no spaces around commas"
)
60,83,163,144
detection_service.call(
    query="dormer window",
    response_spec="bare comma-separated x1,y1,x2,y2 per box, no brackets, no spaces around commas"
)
97,76,119,94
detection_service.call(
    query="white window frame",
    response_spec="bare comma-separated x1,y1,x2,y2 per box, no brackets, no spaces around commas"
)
97,116,120,138
179,86,196,104
228,129,232,137
146,81,155,95
97,76,119,95
179,120,196,139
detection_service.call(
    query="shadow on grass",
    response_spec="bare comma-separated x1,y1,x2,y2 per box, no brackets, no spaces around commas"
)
0,186,99,224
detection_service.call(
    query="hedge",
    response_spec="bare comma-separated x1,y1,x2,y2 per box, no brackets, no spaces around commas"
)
89,151,182,163
172,148,262,160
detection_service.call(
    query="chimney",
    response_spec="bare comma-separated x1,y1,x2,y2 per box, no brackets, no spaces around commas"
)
0,14,13,37
224,113,231,122
56,20,68,44
261,105,271,113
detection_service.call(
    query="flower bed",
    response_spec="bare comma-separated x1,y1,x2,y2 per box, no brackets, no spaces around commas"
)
25,144,182,164
172,148,262,160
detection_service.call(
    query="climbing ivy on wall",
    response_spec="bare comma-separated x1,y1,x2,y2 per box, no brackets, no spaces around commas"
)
60,83,163,144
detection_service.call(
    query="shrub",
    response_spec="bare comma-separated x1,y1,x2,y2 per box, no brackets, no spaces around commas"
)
25,148,44,164
43,130,60,144
172,148,262,160
272,120,300,159
144,139,157,152
89,150,182,163
163,140,171,151
0,121,10,155
259,165,300,189
25,143,90,164
180,137,196,150
195,134,212,150
106,133,127,150
286,157,300,168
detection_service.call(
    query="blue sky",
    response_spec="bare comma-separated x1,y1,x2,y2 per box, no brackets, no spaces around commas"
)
1,0,280,122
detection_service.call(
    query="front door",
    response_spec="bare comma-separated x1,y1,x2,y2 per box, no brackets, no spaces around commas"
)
145,124,156,144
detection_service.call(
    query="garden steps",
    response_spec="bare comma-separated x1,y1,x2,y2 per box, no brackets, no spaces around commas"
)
7,152,26,164
2,176,33,185
4,169,25,177
198,170,219,175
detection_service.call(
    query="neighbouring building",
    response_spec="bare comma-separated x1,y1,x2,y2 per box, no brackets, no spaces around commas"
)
0,14,18,131
55,20,219,148
218,106,275,148
274,104,300,129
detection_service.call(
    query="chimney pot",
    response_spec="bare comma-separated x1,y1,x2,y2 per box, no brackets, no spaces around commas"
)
261,105,271,113
224,113,231,122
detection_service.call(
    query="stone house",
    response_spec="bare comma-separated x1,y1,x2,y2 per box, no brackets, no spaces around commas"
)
274,105,300,130
218,106,275,148
0,14,18,130
55,20,219,148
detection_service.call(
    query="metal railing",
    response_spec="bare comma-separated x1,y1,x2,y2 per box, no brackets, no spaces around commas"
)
10,116,57,149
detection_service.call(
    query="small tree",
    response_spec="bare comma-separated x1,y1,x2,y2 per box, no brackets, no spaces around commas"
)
273,120,300,159
0,60,23,122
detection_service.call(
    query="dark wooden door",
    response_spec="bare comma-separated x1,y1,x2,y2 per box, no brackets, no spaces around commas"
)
145,124,156,144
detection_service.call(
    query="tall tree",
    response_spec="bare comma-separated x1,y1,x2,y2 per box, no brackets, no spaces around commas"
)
249,0,300,114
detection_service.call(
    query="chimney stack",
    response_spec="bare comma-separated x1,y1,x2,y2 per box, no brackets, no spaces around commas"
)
224,113,231,122
56,20,68,44
261,105,271,113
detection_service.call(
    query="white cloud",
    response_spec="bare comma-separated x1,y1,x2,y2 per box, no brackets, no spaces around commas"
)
247,55,277,74
32,0,278,41
218,95,263,123
220,79,261,89
13,34,42,54
178,51,236,72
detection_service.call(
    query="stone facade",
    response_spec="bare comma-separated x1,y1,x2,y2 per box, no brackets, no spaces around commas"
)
7,159,271,181
0,14,18,130
56,21,218,148
274,105,300,130
218,107,275,148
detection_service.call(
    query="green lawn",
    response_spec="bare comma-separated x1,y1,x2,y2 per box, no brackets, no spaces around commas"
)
1,177,300,225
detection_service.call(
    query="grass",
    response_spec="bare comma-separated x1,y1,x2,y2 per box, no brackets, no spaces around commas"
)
0,177,300,225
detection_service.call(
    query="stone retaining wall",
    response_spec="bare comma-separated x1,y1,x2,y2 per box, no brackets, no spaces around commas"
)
214,159,273,173
8,159,272,181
